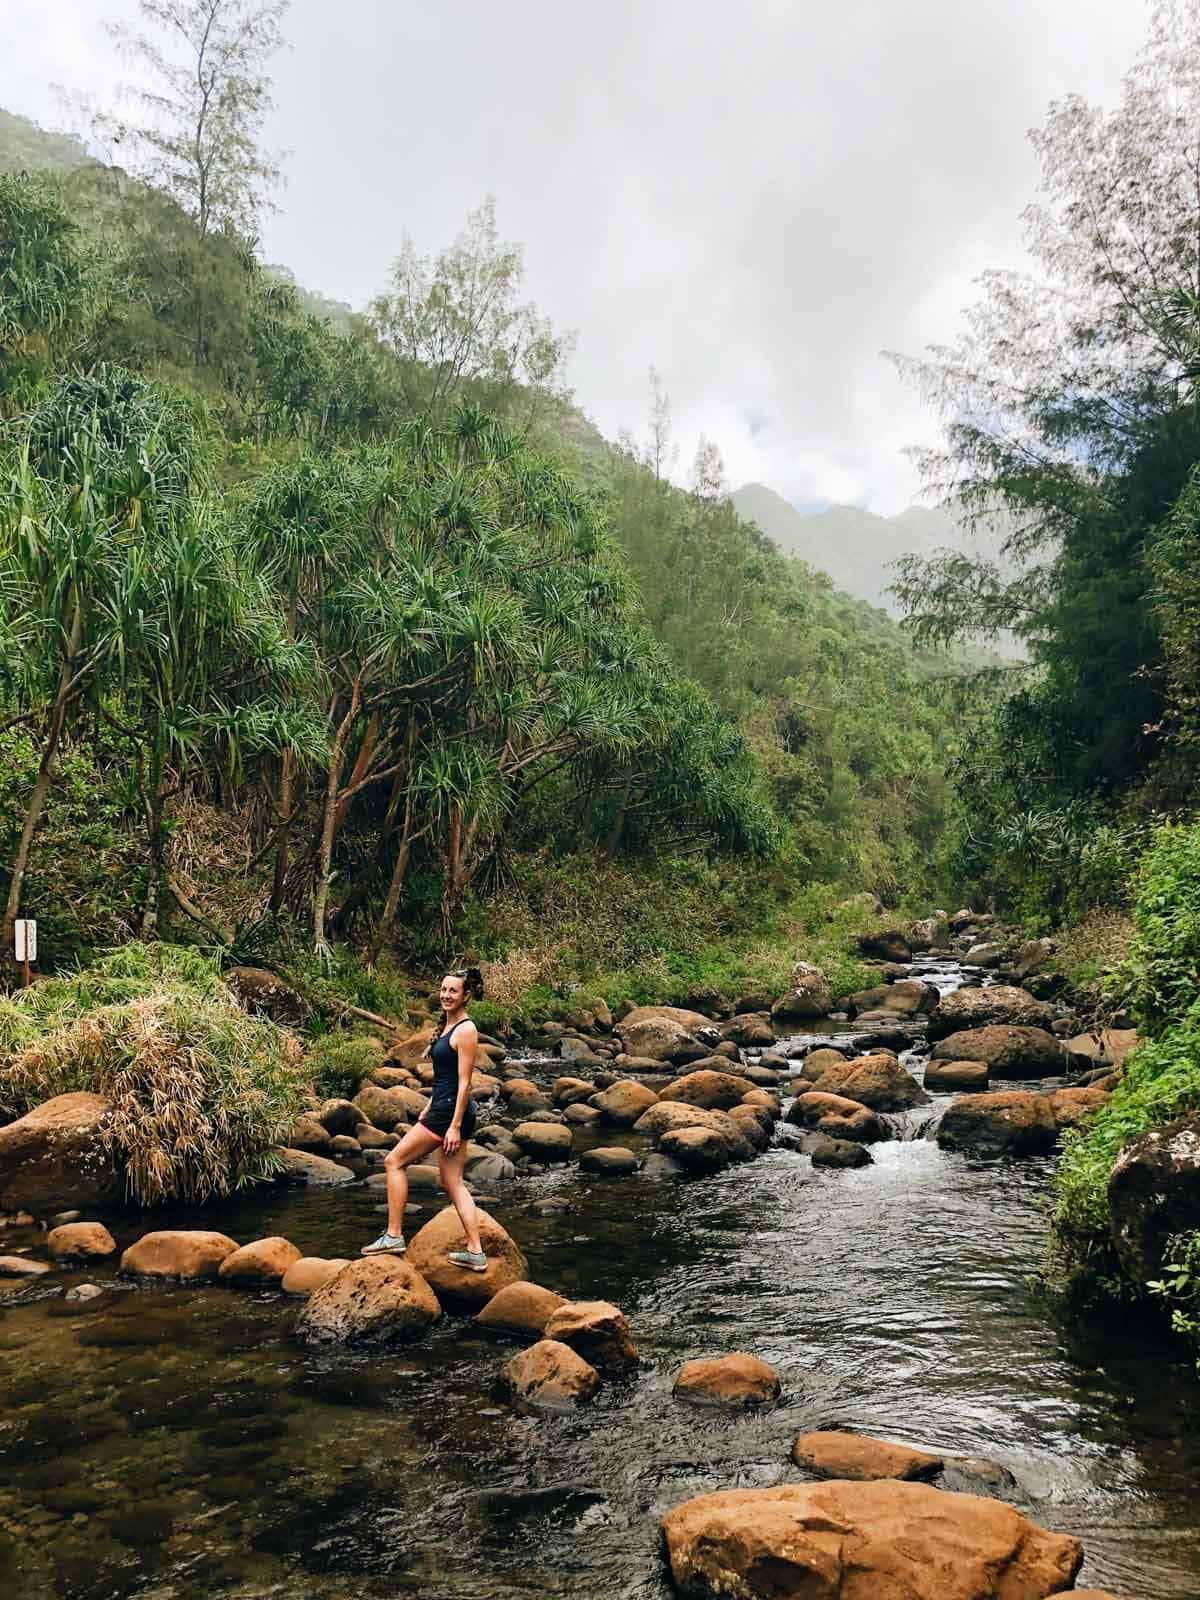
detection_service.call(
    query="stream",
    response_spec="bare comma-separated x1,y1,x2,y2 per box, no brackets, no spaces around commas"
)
3,958,1200,1599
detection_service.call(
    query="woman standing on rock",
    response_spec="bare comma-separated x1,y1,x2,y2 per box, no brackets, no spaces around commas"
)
362,970,487,1269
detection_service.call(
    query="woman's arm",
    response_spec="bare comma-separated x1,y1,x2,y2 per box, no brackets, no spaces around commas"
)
442,1023,478,1154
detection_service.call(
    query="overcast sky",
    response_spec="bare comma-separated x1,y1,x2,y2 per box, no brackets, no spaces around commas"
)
4,0,1149,513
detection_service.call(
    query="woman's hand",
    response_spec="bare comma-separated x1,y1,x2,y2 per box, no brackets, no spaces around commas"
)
443,1123,462,1155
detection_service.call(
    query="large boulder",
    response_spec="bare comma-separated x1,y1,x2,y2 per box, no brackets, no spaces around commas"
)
615,1006,712,1062
770,962,833,1021
588,1080,659,1125
224,965,308,1025
501,1339,599,1408
719,1014,775,1048
909,916,950,950
1049,1085,1110,1131
792,1429,943,1481
46,1221,116,1262
1013,937,1056,979
857,929,912,962
502,1079,555,1117
1066,1028,1141,1070
1108,1114,1200,1286
543,1299,638,1370
785,1091,888,1144
512,1121,573,1162
553,1076,595,1107
810,1052,930,1111
217,1236,302,1286
296,1256,440,1343
276,1147,356,1186
287,1113,334,1153
660,1480,1083,1600
385,1025,437,1070
407,1205,527,1307
121,1230,239,1281
659,1124,743,1172
930,1025,1064,1078
844,979,939,1018
927,985,1056,1040
797,1046,850,1083
658,1070,756,1112
634,1101,749,1150
0,1093,122,1214
673,1353,780,1406
476,1280,566,1337
936,1092,1057,1158
353,1083,426,1131
317,1098,361,1137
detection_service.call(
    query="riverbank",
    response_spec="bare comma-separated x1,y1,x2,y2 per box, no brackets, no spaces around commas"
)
0,963,1196,1598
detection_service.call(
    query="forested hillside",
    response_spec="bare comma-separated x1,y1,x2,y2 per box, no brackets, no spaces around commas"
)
0,104,961,1014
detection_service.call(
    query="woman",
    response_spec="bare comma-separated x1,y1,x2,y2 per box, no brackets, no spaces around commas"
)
362,969,487,1270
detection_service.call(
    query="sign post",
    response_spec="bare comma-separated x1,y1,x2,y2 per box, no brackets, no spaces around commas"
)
14,919,36,988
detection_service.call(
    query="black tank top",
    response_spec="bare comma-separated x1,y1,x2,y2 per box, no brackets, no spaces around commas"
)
429,1018,469,1105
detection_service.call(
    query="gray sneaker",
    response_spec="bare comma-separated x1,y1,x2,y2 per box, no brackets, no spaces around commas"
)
362,1231,406,1256
447,1248,487,1273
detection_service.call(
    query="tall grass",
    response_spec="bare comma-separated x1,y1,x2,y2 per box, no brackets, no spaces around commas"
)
0,944,308,1206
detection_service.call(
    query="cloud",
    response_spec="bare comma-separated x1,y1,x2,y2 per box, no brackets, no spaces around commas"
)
3,0,1150,511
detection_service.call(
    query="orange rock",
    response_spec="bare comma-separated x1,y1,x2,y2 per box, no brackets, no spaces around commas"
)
0,1092,121,1214
386,1025,437,1070
588,1080,659,1125
792,1429,943,1480
543,1299,638,1370
120,1230,239,1281
217,1236,302,1286
477,1280,567,1337
406,1204,527,1307
297,1256,440,1343
281,1256,350,1296
46,1221,116,1261
501,1338,599,1407
784,1091,887,1144
810,1052,929,1110
658,1070,756,1111
661,1480,1083,1600
673,1353,780,1406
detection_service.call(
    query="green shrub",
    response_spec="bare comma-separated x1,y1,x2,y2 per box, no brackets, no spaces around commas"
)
1050,1003,1200,1288
304,1031,386,1100
0,943,308,1205
1148,1231,1200,1354
1122,819,1200,1035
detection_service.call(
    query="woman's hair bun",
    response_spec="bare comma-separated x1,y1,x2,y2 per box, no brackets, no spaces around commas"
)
448,967,485,1000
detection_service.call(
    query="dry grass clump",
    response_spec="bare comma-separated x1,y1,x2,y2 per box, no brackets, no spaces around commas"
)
1053,909,1135,998
0,944,308,1206
478,946,559,1012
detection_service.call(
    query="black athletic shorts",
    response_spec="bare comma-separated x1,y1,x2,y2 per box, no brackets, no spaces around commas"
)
418,1097,477,1141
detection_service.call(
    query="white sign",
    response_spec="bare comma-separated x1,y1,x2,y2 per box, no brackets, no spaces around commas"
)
14,919,36,963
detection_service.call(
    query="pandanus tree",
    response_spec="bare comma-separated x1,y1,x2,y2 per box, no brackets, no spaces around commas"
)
0,367,205,956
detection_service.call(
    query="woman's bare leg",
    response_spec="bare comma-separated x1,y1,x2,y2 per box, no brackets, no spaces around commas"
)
437,1143,484,1255
384,1125,441,1236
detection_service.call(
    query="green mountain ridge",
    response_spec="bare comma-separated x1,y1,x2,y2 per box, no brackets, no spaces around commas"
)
730,481,972,615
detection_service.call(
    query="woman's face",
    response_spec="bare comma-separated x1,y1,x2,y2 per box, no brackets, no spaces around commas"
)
440,974,466,1011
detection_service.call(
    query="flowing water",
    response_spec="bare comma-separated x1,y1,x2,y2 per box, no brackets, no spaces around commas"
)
3,960,1200,1599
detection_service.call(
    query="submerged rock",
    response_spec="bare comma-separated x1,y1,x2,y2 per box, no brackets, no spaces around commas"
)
792,1429,942,1481
660,1480,1083,1600
809,1134,873,1168
673,1353,780,1406
296,1256,440,1344
501,1338,599,1407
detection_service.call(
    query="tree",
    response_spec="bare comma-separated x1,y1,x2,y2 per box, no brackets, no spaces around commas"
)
96,0,288,241
368,198,575,429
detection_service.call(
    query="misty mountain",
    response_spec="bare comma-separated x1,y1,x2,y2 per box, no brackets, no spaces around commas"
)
731,481,975,615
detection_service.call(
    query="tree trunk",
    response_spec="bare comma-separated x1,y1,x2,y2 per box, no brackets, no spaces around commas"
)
139,774,167,940
368,787,418,967
269,749,293,914
312,685,361,956
2,599,82,959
